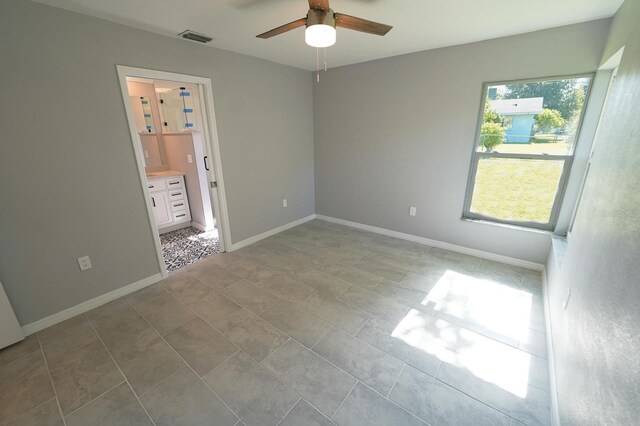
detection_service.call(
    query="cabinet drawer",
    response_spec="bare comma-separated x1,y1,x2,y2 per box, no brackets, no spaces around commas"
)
147,180,166,191
166,177,183,189
170,200,187,211
168,189,185,201
173,210,190,222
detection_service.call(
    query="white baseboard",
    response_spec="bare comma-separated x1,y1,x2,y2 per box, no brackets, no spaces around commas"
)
315,214,544,271
190,221,215,232
542,267,561,426
21,273,164,336
230,214,317,252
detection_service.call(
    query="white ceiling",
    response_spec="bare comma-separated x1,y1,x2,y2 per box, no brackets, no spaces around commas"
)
34,0,623,70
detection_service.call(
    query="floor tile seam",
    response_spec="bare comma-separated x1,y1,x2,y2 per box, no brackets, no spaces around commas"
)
61,379,127,421
337,291,414,325
309,326,335,351
127,302,243,424
328,380,358,419
252,278,319,305
2,396,58,425
274,396,303,426
307,292,375,321
255,311,330,352
37,314,102,365
197,348,240,379
85,317,157,426
125,285,173,309
197,345,312,426
0,344,43,372
407,308,542,359
349,322,454,379
178,268,239,293
33,340,67,426
332,379,431,425
312,323,409,374
430,374,525,424
222,287,285,317
258,242,327,265
385,363,407,399
215,345,328,421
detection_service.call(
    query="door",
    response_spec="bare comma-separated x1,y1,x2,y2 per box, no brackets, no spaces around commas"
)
151,191,172,227
0,279,23,349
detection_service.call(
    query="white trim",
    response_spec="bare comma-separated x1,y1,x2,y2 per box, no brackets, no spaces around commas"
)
316,215,544,271
116,67,168,278
21,273,164,336
190,221,215,232
115,65,232,259
542,267,561,426
230,214,317,251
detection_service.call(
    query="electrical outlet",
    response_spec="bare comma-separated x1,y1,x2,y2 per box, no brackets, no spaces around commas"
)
282,199,288,208
187,154,193,164
144,150,150,159
77,255,92,271
409,206,417,216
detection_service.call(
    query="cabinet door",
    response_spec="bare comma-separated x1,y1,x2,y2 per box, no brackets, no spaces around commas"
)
150,191,172,226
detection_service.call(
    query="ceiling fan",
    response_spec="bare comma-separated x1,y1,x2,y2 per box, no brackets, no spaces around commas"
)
256,0,392,48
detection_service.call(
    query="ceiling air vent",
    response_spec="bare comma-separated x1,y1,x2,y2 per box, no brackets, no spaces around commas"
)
178,30,213,44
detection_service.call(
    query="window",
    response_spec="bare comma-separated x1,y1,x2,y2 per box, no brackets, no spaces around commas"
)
463,75,593,230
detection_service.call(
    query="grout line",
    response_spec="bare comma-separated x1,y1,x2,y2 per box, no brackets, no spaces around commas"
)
5,397,58,425
35,333,68,426
330,380,358,419
433,360,443,378
62,380,126,420
129,292,244,423
310,326,333,350
85,316,157,426
198,348,240,379
275,397,302,426
353,380,431,425
0,344,42,371
137,366,184,399
352,316,372,337
386,363,406,398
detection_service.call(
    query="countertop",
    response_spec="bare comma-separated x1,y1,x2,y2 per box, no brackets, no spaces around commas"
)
146,170,184,180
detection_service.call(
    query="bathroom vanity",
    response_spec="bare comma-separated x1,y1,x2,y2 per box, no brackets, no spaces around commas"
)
146,171,192,233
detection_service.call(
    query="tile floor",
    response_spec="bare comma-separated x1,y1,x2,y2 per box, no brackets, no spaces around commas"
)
161,226,220,272
0,220,550,426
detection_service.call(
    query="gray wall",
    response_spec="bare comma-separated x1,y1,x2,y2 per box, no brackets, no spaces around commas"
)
313,20,611,264
546,1,640,424
0,0,315,325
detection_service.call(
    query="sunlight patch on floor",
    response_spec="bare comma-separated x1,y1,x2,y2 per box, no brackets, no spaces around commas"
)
390,269,535,399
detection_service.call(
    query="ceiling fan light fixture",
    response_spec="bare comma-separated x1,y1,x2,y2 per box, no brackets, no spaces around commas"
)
305,24,336,48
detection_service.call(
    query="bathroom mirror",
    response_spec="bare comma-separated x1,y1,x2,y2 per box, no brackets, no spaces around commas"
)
140,97,155,133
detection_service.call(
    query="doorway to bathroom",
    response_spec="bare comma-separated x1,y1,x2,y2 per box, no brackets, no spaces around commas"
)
117,66,231,275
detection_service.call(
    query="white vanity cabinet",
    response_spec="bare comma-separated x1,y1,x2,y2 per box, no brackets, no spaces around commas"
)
147,173,191,232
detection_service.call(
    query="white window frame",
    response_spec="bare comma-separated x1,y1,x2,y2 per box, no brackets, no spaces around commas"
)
462,74,595,231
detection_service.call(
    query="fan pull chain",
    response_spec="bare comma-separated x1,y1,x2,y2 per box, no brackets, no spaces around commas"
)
316,47,320,82
324,47,327,71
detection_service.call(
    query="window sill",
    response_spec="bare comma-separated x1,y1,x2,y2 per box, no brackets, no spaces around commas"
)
461,217,553,235
551,235,568,268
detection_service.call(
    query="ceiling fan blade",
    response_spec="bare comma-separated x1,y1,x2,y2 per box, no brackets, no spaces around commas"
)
334,13,392,36
308,0,330,11
256,17,307,39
